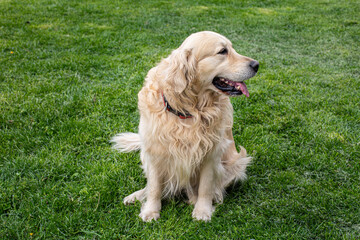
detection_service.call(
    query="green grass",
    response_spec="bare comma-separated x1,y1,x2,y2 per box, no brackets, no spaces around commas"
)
1,0,359,239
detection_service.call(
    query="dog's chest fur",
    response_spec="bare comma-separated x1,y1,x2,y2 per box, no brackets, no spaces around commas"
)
137,82,233,195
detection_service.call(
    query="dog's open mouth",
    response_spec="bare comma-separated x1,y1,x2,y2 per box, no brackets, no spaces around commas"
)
212,77,250,97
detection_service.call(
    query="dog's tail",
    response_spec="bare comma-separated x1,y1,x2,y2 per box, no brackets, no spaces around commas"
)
110,132,141,152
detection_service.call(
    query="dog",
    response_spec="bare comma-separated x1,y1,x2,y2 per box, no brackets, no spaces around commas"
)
111,31,259,222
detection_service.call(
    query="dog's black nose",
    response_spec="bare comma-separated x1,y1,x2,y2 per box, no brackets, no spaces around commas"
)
249,60,259,73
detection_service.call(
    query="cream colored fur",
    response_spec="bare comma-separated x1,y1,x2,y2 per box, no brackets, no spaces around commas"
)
111,31,257,222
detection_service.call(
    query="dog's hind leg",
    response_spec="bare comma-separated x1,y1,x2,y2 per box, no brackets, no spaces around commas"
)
186,178,199,205
123,188,146,205
221,129,252,188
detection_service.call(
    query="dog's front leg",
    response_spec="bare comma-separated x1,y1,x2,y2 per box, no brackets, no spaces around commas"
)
192,158,216,221
139,159,162,222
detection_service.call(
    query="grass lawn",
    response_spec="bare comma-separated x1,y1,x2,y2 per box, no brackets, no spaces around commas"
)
1,0,359,239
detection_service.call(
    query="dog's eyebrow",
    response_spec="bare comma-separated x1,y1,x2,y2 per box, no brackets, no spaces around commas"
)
216,42,229,52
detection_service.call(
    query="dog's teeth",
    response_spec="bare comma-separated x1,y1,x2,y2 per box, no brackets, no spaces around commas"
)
236,85,241,90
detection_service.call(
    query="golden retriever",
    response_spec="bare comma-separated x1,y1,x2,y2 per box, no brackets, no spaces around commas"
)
111,31,259,221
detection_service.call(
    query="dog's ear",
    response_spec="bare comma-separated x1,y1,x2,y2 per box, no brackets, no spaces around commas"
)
165,48,197,93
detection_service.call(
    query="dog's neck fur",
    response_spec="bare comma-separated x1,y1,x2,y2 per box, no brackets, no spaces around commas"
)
162,92,192,119
163,82,222,119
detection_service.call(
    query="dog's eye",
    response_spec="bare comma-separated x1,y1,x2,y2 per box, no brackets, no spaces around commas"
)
218,48,228,55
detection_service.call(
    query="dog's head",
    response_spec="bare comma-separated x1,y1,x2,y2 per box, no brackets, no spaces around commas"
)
164,31,259,97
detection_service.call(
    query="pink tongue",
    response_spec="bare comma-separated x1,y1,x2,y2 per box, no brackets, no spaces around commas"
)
235,82,249,97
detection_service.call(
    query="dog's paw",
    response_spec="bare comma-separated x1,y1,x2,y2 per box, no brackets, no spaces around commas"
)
192,205,214,221
186,195,198,205
123,194,136,205
139,210,160,222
